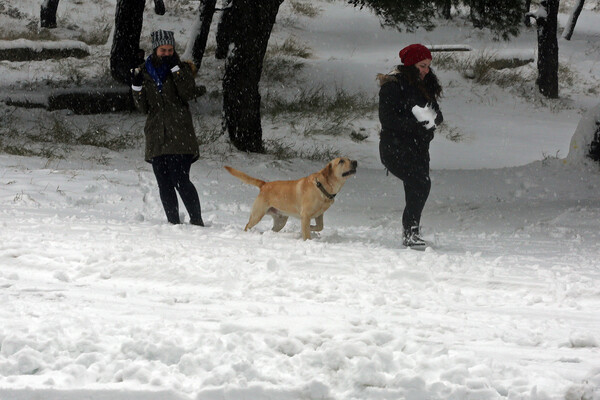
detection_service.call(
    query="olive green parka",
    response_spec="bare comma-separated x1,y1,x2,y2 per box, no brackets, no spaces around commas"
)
132,61,199,163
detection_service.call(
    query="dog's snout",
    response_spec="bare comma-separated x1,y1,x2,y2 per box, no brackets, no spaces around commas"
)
351,160,358,169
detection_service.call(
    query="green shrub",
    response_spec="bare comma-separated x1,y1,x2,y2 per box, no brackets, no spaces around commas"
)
196,126,223,146
268,36,312,59
76,18,111,45
350,129,369,142
289,0,321,17
262,56,305,83
264,139,340,161
263,87,377,119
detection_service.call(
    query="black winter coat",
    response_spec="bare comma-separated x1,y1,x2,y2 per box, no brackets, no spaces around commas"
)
378,71,442,177
132,62,199,163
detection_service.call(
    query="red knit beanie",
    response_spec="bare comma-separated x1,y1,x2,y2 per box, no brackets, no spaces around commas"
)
399,44,432,66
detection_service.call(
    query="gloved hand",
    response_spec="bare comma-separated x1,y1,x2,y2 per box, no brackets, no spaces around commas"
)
419,120,436,130
130,67,143,87
161,54,180,71
420,120,435,142
425,126,435,142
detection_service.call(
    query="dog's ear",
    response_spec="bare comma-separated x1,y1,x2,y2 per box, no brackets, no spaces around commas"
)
326,163,333,177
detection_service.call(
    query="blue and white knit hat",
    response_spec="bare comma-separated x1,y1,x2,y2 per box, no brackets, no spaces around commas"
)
151,30,175,50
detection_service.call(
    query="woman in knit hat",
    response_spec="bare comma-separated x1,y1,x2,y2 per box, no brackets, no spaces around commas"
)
130,30,204,226
377,44,443,248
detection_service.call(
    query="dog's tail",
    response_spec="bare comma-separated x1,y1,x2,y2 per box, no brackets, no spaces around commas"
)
224,166,265,188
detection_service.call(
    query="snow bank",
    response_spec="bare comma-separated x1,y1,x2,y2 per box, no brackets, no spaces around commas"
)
0,39,90,61
0,39,90,52
566,102,600,164
0,154,599,400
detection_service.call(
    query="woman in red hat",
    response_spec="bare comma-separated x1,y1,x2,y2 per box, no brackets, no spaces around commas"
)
377,44,443,248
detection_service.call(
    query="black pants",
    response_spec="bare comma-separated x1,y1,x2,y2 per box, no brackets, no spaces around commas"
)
151,154,202,225
399,173,431,232
380,141,431,232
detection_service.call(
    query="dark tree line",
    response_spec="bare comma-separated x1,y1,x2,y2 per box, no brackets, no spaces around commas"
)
351,0,560,99
108,0,283,153
348,0,526,40
39,0,584,152
214,0,531,152
467,0,526,40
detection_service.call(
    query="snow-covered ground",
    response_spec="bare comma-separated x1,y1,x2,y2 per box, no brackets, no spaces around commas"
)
1,1,599,399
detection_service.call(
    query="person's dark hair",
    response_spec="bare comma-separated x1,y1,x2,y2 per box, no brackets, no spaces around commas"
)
398,65,443,101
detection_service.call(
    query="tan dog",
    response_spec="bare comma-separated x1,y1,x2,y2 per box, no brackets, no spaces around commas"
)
225,157,358,240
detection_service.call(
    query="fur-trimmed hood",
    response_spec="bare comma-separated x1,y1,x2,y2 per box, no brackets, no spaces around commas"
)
376,67,401,87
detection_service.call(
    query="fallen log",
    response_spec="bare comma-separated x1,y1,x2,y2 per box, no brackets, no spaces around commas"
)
427,45,473,52
4,85,206,114
48,87,134,114
0,39,90,61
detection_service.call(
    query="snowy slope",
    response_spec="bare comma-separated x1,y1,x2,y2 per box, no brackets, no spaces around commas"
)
1,152,599,400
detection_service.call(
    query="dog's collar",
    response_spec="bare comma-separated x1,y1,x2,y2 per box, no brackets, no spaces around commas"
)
316,180,336,200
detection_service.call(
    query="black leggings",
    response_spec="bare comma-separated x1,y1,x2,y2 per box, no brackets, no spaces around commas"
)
380,141,431,232
151,154,202,224
400,173,431,232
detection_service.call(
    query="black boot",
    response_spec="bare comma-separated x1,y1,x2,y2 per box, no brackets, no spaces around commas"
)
403,226,426,248
190,217,204,227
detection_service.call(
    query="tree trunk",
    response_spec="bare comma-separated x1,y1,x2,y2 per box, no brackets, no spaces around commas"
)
215,0,234,60
154,0,166,15
110,0,146,85
562,0,585,40
220,0,284,153
535,0,559,98
524,0,532,26
469,0,485,28
185,0,218,68
40,0,60,28
590,121,600,162
441,0,451,19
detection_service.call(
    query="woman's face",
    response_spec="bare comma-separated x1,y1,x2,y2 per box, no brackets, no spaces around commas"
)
156,44,174,57
415,59,432,80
